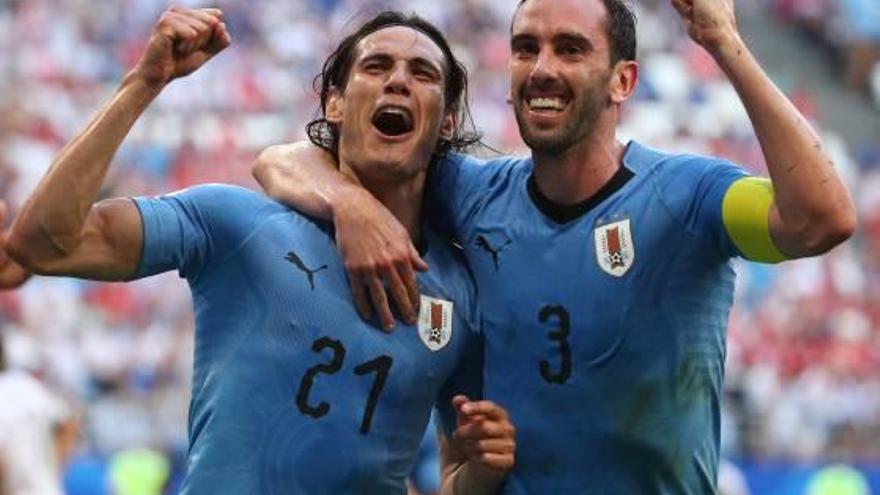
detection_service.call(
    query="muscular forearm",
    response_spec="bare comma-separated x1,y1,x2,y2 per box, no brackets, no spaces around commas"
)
712,35,856,254
10,73,160,263
253,142,372,220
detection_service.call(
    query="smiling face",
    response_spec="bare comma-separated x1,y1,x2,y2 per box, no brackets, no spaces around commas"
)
509,0,616,155
327,26,455,183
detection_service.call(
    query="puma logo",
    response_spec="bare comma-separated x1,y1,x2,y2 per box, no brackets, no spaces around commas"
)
475,235,512,271
285,251,328,291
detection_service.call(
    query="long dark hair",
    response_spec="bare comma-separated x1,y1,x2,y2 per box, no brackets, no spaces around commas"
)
305,11,481,164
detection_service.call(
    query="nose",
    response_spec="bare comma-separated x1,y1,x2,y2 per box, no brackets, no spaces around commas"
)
384,62,412,97
529,47,558,87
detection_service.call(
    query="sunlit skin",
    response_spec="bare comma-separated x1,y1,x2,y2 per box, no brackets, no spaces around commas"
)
509,0,638,205
328,26,456,191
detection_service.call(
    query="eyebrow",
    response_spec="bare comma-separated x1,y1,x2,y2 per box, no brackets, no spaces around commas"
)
510,32,594,51
553,33,593,51
510,33,536,48
358,53,444,78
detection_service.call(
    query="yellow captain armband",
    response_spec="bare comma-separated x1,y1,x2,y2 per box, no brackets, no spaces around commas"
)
721,177,789,263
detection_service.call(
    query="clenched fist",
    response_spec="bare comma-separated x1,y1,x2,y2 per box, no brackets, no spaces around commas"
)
452,395,516,475
132,5,231,89
669,0,739,54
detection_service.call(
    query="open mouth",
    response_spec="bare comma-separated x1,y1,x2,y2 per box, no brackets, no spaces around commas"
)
372,106,414,137
526,96,569,113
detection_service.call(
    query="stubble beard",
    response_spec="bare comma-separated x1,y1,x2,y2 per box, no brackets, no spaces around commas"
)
515,71,611,156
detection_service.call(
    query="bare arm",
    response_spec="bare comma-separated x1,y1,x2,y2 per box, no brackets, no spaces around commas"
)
7,7,231,279
439,396,516,495
54,415,80,473
254,143,427,329
671,0,856,256
0,202,31,289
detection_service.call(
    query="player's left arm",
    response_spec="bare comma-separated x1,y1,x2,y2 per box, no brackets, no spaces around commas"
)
438,396,515,495
671,0,856,260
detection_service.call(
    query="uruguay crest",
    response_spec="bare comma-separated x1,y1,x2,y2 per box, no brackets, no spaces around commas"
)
594,218,635,277
417,295,453,351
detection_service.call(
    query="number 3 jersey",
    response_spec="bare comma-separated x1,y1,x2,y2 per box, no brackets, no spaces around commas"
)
132,185,481,495
430,141,750,495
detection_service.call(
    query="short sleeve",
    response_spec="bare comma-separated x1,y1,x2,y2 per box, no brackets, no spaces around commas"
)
654,157,750,259
132,184,276,279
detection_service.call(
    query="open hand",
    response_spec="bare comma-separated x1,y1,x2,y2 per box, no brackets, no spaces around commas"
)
132,6,231,89
334,190,428,331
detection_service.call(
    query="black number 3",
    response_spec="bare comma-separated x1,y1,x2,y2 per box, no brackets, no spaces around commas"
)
539,305,571,384
295,336,393,434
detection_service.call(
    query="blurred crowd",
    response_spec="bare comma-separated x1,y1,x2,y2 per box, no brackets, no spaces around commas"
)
772,0,880,96
0,0,879,493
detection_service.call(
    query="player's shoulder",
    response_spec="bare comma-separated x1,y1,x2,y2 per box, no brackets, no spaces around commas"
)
438,152,532,188
0,371,56,410
625,141,736,177
161,183,285,212
626,141,748,194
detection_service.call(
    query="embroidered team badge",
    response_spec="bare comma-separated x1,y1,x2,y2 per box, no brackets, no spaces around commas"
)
417,295,453,352
594,218,635,277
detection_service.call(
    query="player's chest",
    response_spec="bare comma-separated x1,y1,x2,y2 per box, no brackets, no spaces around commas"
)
462,190,677,291
460,191,679,368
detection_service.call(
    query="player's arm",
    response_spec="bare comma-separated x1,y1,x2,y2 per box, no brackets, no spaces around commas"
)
253,143,426,330
0,451,7,495
0,202,31,289
671,0,856,260
54,414,79,474
6,7,230,279
439,395,515,495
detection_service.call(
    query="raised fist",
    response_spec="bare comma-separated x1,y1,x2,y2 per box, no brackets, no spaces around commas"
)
670,0,738,54
132,6,231,88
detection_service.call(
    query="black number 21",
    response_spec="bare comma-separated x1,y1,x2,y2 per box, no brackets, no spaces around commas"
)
295,336,393,434
539,305,572,384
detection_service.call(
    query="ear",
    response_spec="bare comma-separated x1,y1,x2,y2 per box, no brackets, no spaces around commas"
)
326,86,344,124
506,87,513,105
609,60,638,105
440,110,458,140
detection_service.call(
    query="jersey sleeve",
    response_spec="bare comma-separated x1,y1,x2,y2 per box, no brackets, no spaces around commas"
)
426,154,522,240
655,156,785,262
131,184,275,279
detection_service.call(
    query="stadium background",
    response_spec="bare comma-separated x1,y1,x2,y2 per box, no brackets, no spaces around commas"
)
1,0,879,493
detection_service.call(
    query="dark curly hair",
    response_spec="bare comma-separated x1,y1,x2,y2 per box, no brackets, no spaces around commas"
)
306,11,481,165
513,0,637,64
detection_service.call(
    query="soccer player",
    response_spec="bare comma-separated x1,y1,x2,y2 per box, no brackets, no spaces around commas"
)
5,7,515,494
0,334,77,495
252,0,856,493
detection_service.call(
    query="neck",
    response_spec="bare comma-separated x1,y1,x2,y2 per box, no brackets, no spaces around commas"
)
339,161,426,243
531,117,625,206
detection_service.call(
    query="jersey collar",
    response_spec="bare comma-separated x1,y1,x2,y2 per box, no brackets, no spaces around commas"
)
527,150,635,224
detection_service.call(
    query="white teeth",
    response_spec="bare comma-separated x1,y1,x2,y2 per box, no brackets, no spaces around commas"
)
528,97,566,110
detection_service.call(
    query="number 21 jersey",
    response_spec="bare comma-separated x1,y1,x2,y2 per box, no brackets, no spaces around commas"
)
133,184,481,495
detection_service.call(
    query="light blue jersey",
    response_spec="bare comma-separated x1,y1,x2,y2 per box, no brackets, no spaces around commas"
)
430,141,748,494
132,184,481,495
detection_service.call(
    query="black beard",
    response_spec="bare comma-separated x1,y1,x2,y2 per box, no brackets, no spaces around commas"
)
515,72,611,155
